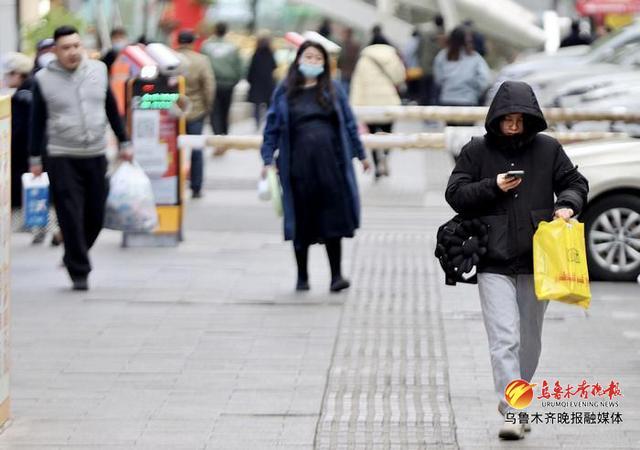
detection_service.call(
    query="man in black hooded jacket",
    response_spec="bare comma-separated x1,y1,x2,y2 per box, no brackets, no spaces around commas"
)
446,81,588,440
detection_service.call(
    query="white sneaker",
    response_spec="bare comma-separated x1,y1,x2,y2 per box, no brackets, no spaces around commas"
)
499,419,525,440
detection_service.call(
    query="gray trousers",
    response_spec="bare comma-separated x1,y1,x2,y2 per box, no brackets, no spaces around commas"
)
477,273,549,413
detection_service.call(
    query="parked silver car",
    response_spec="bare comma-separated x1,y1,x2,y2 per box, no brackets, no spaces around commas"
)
566,138,640,281
531,43,640,107
487,22,640,104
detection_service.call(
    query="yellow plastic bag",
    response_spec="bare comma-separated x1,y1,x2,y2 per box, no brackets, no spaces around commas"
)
533,218,591,308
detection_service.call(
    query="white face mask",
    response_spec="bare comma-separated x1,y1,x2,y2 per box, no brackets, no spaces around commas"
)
37,53,56,69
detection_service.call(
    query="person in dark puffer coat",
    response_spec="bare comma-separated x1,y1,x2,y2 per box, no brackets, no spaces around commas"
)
445,80,589,440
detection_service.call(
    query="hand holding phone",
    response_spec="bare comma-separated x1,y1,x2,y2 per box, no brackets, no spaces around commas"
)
506,170,525,179
497,171,523,192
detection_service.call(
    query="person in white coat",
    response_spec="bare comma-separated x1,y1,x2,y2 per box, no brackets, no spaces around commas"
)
350,30,405,178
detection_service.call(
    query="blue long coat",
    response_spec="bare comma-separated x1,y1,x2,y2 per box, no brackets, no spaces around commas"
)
260,81,367,241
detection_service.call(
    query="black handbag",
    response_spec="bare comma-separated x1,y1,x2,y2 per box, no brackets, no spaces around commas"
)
434,215,489,286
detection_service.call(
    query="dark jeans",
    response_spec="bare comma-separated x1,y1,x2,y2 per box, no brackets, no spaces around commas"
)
406,78,422,103
210,86,234,135
47,155,108,279
420,74,437,106
253,102,269,129
186,117,205,193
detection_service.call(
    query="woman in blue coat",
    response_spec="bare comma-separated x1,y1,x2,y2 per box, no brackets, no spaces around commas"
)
261,41,371,292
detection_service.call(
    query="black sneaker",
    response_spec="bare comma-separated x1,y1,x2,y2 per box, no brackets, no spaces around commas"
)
51,231,63,247
192,191,202,199
31,231,46,245
330,277,350,293
296,278,310,291
72,277,89,291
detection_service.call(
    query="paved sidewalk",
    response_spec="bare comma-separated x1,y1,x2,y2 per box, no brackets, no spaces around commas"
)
2,120,640,448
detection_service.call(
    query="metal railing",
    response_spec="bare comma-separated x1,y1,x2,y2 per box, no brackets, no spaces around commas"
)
176,105,637,151
352,106,640,124
178,131,627,151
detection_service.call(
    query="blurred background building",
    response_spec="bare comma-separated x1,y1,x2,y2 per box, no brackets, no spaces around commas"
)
2,0,638,55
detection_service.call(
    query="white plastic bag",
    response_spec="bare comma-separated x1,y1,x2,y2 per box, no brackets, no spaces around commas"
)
104,162,158,232
257,177,271,201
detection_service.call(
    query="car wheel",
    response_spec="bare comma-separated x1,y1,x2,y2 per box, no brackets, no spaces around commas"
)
582,194,640,281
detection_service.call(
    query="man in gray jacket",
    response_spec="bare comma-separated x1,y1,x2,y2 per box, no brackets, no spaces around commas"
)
200,22,242,137
29,25,132,291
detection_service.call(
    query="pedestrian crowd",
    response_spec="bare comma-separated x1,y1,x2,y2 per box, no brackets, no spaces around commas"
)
1,17,493,289
1,16,593,443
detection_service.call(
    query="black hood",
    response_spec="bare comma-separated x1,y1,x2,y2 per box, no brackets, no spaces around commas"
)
485,81,547,149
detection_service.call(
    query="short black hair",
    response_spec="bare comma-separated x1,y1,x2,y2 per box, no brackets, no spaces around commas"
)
110,27,127,39
177,30,195,45
215,22,228,37
53,25,79,42
434,14,444,28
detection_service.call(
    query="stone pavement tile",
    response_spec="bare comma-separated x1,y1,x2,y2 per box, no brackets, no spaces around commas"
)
65,423,144,446
214,413,285,431
121,354,187,373
0,447,70,450
84,393,166,420
133,443,205,450
280,415,318,440
150,401,224,421
289,388,326,413
17,399,94,420
234,371,302,391
205,441,313,450
182,358,246,372
135,428,211,447
192,335,254,350
224,390,296,415
156,393,231,417
11,387,105,403
110,373,178,391
171,372,238,392
61,356,132,374
0,419,77,445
